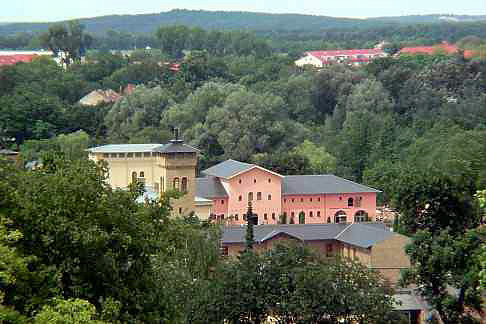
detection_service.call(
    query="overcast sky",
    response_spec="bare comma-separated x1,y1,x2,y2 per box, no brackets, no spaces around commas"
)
2,0,485,22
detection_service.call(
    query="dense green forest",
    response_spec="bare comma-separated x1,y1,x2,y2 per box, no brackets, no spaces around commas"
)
1,21,485,323
2,10,486,53
1,10,486,36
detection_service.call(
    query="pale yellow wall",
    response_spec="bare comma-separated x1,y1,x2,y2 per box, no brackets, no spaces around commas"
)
89,151,198,216
371,234,411,283
194,204,212,221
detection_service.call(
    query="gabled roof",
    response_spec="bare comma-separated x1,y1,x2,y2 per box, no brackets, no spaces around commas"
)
87,141,199,154
79,89,121,106
202,159,282,180
222,223,394,249
282,175,380,195
195,176,228,198
335,223,394,248
203,159,254,179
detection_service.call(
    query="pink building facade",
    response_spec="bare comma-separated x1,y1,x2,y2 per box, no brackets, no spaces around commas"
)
196,160,379,225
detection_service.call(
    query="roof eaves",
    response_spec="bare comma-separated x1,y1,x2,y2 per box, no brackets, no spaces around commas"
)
227,165,283,180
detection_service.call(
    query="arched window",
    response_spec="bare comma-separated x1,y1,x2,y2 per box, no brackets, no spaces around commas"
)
348,197,354,207
238,195,242,202
299,212,305,224
334,211,347,223
131,171,137,184
173,177,180,190
268,194,272,201
248,192,253,201
354,210,369,223
181,177,188,193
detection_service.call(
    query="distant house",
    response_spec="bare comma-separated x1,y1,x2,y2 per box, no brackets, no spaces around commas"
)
222,222,410,283
399,41,476,58
79,89,121,106
295,48,387,68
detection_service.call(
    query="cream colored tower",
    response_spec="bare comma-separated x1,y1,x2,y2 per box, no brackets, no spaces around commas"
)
87,139,199,217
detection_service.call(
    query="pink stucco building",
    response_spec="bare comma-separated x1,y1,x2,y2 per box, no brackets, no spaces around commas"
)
196,160,380,225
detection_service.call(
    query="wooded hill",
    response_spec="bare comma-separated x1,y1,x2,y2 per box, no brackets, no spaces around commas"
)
1,9,486,35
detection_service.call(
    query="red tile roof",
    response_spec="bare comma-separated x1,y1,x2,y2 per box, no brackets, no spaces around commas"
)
0,54,38,66
399,42,476,58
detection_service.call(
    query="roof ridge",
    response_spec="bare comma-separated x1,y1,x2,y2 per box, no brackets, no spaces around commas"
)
334,223,353,240
328,175,381,192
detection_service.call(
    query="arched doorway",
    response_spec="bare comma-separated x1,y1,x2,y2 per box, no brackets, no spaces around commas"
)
354,210,369,223
334,210,347,223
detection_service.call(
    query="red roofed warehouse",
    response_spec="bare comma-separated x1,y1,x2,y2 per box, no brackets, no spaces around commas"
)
295,48,387,68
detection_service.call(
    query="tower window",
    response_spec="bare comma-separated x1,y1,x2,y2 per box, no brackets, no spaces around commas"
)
181,177,188,192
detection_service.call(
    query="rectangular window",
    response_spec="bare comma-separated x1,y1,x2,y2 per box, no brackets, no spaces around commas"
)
284,199,287,203
264,213,268,220
127,153,133,158
110,153,117,158
238,195,242,202
272,213,276,220
103,153,109,158
310,211,313,217
235,214,238,221
221,246,229,256
118,153,125,158
318,197,321,202
310,198,313,202
248,192,253,201
257,192,262,200
317,211,321,217
135,152,142,157
268,194,271,201
221,200,224,204
143,152,151,157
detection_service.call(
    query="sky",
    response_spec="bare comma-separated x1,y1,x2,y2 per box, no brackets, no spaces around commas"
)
2,0,485,22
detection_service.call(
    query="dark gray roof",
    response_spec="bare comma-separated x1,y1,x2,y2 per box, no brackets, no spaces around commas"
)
203,159,254,179
222,223,395,248
282,175,380,195
393,290,428,311
154,140,200,153
335,223,394,248
195,177,228,198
